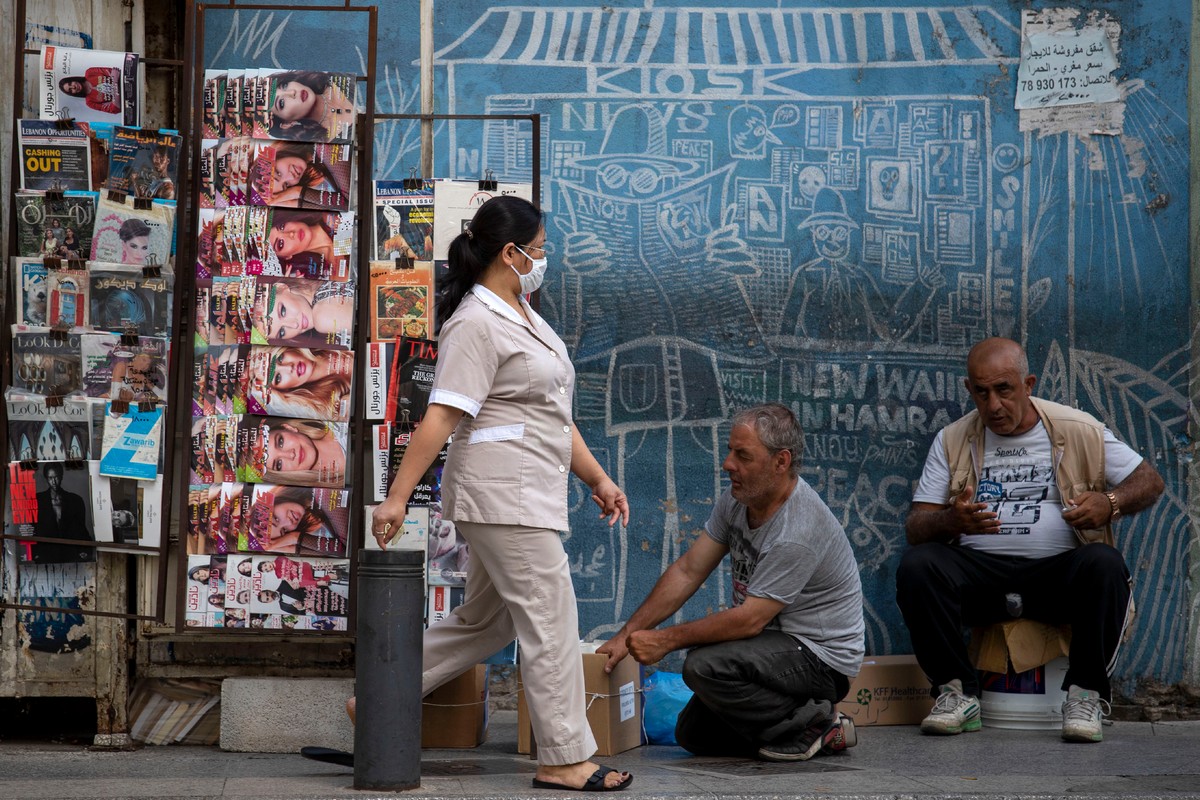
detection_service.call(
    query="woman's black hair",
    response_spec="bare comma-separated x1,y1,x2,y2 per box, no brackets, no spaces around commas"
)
58,76,87,96
118,218,151,242
436,195,543,327
268,71,333,141
270,117,330,141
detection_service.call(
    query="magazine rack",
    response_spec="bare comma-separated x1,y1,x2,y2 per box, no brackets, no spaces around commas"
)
0,0,186,623
172,1,380,635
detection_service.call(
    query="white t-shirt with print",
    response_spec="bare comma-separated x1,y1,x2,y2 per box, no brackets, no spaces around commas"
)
913,421,1142,558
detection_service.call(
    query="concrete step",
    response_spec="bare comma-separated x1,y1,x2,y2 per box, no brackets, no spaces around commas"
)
220,677,354,753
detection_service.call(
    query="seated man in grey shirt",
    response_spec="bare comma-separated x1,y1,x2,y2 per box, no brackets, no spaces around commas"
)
598,404,865,762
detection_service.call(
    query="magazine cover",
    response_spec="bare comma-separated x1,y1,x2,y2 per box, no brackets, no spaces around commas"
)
100,403,164,480
221,207,250,274
5,460,96,563
39,45,139,127
251,571,349,620
247,275,354,349
81,332,169,401
369,260,433,341
373,179,434,261
246,208,354,281
18,120,92,191
237,416,348,488
15,191,97,258
185,487,225,556
89,268,173,336
13,258,49,326
89,194,175,266
224,71,244,138
184,553,227,626
11,325,83,394
6,391,90,462
195,209,220,280
363,341,394,419
238,483,350,557
363,504,429,552
103,473,161,547
432,179,534,260
427,510,468,587
83,121,115,189
256,70,357,144
248,139,352,211
107,126,181,200
46,270,89,328
389,336,438,424
242,345,354,421
202,70,226,139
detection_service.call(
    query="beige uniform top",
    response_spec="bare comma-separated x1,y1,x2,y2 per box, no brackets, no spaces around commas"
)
430,285,575,531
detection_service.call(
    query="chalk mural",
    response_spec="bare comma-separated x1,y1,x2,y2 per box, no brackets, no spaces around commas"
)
200,1,1193,693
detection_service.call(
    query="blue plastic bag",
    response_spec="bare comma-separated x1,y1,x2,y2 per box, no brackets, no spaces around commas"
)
641,670,694,745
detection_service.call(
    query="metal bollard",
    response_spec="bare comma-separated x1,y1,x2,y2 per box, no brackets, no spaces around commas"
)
354,549,425,791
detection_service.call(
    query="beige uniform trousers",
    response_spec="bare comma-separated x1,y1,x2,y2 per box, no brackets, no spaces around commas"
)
422,521,598,766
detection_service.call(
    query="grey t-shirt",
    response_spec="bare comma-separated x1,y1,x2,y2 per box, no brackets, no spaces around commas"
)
705,478,865,678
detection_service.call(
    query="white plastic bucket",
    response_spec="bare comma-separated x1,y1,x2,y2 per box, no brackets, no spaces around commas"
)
979,657,1069,730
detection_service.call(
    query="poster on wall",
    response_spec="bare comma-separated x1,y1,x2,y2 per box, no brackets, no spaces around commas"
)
39,46,140,127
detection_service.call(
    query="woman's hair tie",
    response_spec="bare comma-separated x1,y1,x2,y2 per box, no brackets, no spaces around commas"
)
463,227,474,241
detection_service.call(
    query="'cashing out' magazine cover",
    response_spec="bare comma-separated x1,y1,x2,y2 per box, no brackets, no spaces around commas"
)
18,120,92,191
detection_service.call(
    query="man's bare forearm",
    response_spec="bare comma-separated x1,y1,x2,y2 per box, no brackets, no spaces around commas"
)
1112,460,1165,517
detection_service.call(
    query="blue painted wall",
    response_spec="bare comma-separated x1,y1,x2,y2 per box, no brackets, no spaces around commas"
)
202,1,1193,695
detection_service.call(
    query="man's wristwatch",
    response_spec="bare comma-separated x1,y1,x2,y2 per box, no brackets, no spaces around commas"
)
1105,491,1121,521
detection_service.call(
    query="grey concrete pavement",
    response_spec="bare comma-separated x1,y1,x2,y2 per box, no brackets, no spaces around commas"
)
1,711,1199,799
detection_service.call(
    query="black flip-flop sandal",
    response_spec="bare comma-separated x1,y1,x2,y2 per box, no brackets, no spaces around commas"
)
299,746,354,767
532,765,633,792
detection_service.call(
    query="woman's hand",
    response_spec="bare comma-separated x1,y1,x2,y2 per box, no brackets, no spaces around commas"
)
589,477,629,527
371,494,409,549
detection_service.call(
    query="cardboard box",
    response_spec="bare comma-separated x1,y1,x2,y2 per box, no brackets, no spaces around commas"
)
518,652,641,756
422,664,488,748
837,655,934,726
970,619,1071,674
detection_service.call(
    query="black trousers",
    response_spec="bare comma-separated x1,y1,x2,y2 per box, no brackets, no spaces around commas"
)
673,630,850,757
895,542,1131,700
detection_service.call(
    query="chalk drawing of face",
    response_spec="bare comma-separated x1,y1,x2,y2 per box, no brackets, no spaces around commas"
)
794,166,826,205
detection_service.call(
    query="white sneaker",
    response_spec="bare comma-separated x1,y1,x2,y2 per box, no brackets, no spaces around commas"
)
1061,685,1109,743
920,678,982,735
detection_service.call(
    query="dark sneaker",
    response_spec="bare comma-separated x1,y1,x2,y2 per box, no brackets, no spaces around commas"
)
820,713,858,754
757,715,851,762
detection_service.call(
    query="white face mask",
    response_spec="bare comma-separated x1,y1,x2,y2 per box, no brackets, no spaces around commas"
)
512,246,548,294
